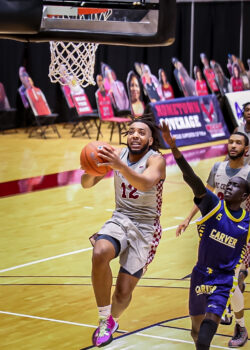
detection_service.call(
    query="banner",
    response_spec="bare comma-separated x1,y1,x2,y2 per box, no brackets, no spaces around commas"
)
225,90,250,127
150,95,230,148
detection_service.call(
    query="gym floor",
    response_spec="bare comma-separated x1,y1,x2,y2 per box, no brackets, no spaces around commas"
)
0,123,249,349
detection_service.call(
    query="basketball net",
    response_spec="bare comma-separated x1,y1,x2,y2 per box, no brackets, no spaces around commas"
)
48,8,112,88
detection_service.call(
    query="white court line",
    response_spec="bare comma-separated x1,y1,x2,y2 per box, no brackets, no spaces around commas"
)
0,247,92,273
136,333,231,349
0,222,195,274
0,310,96,328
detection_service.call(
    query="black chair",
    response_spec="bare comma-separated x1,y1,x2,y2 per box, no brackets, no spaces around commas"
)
25,86,61,139
60,86,99,138
28,113,61,139
70,109,100,138
0,107,18,134
0,82,17,133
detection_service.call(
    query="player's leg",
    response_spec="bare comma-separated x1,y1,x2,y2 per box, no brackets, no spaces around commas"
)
229,284,248,347
91,235,120,347
191,314,205,343
189,267,207,343
196,312,220,350
111,267,143,319
92,237,117,306
196,272,235,350
110,218,154,318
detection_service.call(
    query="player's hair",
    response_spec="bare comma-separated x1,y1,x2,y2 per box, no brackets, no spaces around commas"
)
124,114,162,152
231,131,249,146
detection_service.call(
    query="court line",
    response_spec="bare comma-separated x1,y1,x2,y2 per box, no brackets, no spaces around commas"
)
0,222,195,274
0,310,96,328
0,248,92,273
0,310,126,336
135,333,231,349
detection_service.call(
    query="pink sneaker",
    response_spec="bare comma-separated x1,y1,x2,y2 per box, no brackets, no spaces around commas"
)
92,315,119,347
228,324,248,348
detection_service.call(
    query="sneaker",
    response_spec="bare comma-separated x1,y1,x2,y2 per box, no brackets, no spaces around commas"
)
228,324,248,347
92,315,119,347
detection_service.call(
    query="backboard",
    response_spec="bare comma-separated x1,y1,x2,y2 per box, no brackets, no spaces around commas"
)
0,0,176,47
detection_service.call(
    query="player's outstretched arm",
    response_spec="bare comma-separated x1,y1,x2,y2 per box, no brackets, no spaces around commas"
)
176,183,215,236
160,122,207,198
176,205,199,237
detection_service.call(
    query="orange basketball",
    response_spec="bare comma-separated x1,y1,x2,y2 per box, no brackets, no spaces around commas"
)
80,141,112,176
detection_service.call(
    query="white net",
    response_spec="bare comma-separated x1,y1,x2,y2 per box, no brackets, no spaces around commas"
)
48,9,112,88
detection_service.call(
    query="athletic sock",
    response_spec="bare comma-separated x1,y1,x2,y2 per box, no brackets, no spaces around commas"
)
98,305,111,318
235,317,245,328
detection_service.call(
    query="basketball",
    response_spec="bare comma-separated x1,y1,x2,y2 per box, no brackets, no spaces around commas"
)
80,141,112,176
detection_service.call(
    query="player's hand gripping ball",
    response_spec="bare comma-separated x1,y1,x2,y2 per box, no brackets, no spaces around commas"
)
80,141,112,176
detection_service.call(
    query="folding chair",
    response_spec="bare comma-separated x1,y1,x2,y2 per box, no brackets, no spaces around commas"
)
69,93,99,138
0,82,17,134
95,89,131,144
25,85,61,139
60,84,99,138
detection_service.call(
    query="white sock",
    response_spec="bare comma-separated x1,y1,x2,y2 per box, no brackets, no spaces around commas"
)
98,305,111,318
236,317,245,328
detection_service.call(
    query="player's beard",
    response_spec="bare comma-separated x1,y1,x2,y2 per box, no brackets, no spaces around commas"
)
128,141,150,155
228,149,245,160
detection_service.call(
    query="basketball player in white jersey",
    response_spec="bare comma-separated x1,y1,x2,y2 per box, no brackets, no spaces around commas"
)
234,102,250,165
233,103,250,275
81,117,166,347
227,104,250,281
176,131,250,347
229,102,250,347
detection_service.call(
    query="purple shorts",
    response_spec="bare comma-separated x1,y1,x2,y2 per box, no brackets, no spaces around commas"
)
189,265,234,317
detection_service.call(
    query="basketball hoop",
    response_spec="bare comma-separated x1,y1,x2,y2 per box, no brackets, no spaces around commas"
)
47,7,112,88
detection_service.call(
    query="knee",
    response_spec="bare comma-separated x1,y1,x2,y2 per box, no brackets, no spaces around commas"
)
113,286,132,304
92,246,112,267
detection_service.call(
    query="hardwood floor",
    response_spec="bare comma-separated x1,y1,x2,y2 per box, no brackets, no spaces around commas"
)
0,124,249,349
